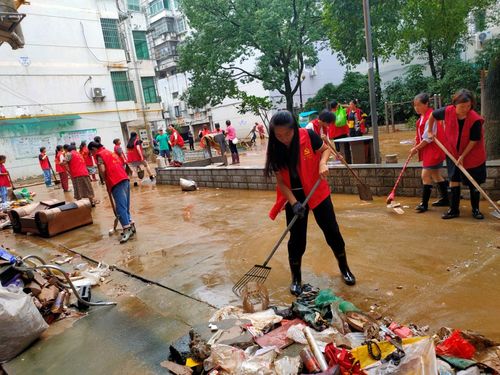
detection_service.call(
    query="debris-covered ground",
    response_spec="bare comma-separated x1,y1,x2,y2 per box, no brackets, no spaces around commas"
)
1,181,499,374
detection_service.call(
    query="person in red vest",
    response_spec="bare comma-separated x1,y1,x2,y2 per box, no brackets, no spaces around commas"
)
113,138,128,166
61,144,97,206
265,110,355,295
126,132,155,186
257,122,266,143
409,93,448,213
79,141,98,182
427,89,487,220
54,145,70,192
306,110,335,137
88,141,134,243
330,100,349,148
198,125,211,158
38,147,52,188
0,155,11,205
346,100,366,137
168,124,185,167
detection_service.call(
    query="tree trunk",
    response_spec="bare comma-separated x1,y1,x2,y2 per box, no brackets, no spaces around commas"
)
483,57,500,160
283,70,294,112
426,42,438,79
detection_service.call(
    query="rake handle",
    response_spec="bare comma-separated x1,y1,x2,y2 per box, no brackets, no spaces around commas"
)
323,136,366,186
262,178,322,267
434,137,500,215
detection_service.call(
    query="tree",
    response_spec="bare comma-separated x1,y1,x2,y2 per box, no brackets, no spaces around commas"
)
178,0,324,112
237,93,273,132
396,0,496,79
483,43,500,160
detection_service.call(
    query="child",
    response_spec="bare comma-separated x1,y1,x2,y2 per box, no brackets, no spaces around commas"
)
0,155,11,204
113,138,128,166
38,147,52,187
409,93,448,212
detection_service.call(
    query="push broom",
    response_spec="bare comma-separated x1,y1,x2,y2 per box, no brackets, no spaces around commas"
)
232,178,322,296
386,153,413,214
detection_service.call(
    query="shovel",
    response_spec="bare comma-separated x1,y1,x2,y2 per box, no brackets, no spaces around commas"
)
232,178,322,297
434,138,500,219
322,136,373,201
7,172,17,201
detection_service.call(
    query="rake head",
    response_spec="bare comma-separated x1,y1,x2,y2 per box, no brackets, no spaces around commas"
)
232,265,271,297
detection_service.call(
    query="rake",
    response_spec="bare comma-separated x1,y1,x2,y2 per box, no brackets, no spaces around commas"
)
232,178,322,297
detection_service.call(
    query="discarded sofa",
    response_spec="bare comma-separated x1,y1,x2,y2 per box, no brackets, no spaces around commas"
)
8,199,93,237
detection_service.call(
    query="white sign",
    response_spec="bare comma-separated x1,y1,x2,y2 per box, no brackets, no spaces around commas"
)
19,56,31,67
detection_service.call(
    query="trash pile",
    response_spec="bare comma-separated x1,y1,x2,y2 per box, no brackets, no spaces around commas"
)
0,246,115,362
164,283,500,374
1,188,36,211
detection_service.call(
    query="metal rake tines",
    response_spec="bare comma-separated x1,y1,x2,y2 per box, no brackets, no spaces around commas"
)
232,265,271,296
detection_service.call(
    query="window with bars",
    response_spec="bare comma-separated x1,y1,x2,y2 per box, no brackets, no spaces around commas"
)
177,18,186,33
133,31,150,60
100,18,121,49
127,0,140,11
151,18,176,38
111,71,136,102
141,77,159,103
148,0,170,16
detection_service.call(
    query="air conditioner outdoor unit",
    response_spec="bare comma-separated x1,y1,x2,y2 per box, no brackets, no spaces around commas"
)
92,87,105,102
475,30,493,49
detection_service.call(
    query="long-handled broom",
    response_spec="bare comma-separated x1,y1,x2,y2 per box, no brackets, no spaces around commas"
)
232,178,322,296
386,153,413,214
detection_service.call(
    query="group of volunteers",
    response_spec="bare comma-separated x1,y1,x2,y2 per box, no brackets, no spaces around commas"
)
197,120,245,165
153,125,186,168
265,88,488,296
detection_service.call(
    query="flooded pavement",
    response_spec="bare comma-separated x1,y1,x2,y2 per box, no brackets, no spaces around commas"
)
2,180,499,344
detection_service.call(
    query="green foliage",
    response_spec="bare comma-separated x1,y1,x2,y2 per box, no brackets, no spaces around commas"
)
304,71,369,112
475,37,500,70
237,93,273,129
178,0,324,111
406,115,418,130
430,59,480,102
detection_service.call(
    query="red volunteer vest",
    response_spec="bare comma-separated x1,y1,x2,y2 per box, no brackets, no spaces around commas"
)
416,108,445,167
0,164,10,187
442,105,486,169
347,108,366,134
68,150,89,178
200,129,210,148
126,139,143,162
310,119,322,136
39,154,50,170
55,151,65,173
170,130,184,147
269,128,331,220
96,148,128,189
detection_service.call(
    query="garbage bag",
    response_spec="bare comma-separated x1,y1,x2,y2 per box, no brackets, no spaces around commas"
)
203,344,246,374
436,330,476,359
0,285,49,362
315,289,342,308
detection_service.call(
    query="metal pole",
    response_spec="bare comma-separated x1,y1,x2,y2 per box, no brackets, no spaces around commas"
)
390,101,395,132
362,0,380,163
384,101,389,132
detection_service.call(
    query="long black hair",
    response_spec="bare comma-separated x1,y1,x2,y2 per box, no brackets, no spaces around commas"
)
127,132,138,149
55,145,63,155
264,110,300,177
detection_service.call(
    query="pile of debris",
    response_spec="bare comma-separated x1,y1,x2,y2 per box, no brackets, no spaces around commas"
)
164,283,500,374
0,247,115,362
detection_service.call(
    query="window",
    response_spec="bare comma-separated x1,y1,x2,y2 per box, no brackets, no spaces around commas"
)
148,0,170,16
172,0,179,10
174,105,180,117
172,92,178,99
127,0,140,11
151,18,176,38
100,18,121,49
141,77,159,103
133,31,149,60
177,18,186,33
111,71,136,102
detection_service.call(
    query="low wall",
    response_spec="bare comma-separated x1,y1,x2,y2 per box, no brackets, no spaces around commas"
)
156,160,500,200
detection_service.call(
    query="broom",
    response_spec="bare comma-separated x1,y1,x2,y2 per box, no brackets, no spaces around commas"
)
386,153,413,214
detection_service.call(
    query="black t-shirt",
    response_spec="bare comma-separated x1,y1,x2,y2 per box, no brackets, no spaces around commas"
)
289,129,323,190
432,108,481,150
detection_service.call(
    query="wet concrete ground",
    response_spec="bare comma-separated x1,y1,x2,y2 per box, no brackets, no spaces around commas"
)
2,170,499,374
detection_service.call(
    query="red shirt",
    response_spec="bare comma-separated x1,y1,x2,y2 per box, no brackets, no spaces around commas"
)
0,164,10,187
39,153,50,170
126,139,143,162
55,151,66,173
68,150,89,178
96,148,128,189
269,128,330,220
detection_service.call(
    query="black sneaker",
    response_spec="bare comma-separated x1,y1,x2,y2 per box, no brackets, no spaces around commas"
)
415,204,428,213
442,209,460,219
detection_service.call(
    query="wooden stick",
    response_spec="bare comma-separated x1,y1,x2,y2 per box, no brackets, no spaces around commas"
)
434,137,500,217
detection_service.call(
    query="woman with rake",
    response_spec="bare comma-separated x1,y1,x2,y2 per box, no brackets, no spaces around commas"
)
265,110,356,296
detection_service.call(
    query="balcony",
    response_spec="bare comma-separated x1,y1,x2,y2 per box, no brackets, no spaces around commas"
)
156,55,179,72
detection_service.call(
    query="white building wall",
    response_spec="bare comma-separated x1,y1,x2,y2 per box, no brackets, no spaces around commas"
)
0,0,160,179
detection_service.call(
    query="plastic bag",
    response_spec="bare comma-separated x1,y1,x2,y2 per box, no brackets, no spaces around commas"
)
240,348,276,374
210,305,245,322
286,324,338,352
0,285,49,362
315,289,341,308
436,330,476,359
203,344,246,374
240,309,282,333
275,356,301,375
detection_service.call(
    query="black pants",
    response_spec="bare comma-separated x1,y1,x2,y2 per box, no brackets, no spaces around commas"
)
229,141,238,155
285,191,345,263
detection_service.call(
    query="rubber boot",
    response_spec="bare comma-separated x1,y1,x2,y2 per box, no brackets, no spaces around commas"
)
415,184,432,213
336,253,356,286
432,180,450,206
442,186,460,219
469,186,484,220
231,153,236,165
289,258,302,296
235,153,240,165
